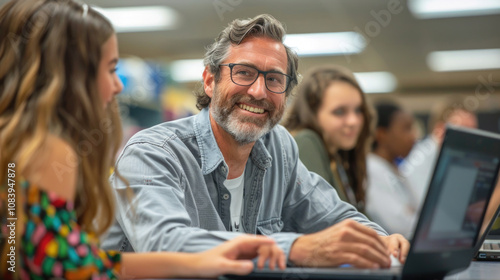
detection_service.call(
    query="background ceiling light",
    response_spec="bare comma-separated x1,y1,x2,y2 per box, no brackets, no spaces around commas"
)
409,0,500,19
284,32,366,57
353,72,398,93
427,49,500,72
94,6,179,33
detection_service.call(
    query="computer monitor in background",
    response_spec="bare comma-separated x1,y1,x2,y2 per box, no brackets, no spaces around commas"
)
474,184,500,261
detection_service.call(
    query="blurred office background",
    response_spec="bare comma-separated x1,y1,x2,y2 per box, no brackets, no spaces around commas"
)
4,0,499,142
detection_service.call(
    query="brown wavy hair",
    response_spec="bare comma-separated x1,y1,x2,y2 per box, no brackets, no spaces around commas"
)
283,65,374,205
0,0,125,272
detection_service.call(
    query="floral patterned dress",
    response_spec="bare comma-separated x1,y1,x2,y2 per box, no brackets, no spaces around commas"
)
2,181,121,280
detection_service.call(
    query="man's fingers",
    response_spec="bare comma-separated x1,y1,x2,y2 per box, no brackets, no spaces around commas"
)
347,221,388,252
381,234,410,264
383,235,400,256
290,222,408,268
338,243,390,268
337,252,383,269
337,225,390,258
344,220,381,238
399,237,410,263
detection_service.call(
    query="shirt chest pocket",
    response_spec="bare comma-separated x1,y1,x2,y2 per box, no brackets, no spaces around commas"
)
256,218,284,235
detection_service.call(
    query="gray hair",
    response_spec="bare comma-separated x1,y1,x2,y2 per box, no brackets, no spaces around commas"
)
195,14,299,110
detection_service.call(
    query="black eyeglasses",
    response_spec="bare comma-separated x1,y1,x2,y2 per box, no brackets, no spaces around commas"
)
219,63,293,94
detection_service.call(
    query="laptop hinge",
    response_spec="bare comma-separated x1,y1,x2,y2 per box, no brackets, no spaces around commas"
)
402,273,446,280
403,273,447,280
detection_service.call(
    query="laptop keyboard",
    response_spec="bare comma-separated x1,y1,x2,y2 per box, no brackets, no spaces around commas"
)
481,242,500,250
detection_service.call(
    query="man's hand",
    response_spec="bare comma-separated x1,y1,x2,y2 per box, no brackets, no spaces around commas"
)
380,234,410,264
289,219,393,268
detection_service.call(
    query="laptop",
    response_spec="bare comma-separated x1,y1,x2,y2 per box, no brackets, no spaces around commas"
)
473,189,500,261
223,126,500,280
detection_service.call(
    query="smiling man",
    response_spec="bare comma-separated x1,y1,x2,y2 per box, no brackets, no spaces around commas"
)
102,14,409,269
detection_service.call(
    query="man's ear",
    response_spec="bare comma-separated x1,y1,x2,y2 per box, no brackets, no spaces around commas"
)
203,66,215,98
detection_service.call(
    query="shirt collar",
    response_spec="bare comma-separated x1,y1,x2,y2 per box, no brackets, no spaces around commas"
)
249,135,272,170
194,108,225,175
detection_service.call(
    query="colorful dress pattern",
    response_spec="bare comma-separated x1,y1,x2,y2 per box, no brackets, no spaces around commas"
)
2,181,121,280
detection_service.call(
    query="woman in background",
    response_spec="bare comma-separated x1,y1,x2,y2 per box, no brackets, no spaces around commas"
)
283,65,373,214
365,102,417,238
0,0,284,279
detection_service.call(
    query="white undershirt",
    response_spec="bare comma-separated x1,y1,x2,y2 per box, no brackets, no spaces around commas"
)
224,170,245,232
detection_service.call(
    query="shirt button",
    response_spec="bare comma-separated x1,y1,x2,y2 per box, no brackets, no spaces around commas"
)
221,166,227,173
223,194,230,200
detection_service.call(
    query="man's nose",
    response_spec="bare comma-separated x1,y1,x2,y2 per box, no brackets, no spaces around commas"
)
247,74,268,100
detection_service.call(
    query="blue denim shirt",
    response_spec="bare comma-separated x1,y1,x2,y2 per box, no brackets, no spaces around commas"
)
101,108,387,259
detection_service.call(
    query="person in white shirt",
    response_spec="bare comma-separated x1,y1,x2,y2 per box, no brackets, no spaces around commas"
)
399,99,478,211
366,102,417,238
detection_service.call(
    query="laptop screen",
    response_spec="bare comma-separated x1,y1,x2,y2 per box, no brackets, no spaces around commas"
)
477,194,500,242
412,144,500,252
487,215,500,239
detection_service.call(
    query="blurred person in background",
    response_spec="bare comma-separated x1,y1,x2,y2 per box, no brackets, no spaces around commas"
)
366,102,417,238
283,65,374,214
400,98,478,209
0,1,284,279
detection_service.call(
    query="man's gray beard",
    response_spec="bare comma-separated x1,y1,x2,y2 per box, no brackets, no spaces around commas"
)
210,88,283,146
212,110,272,145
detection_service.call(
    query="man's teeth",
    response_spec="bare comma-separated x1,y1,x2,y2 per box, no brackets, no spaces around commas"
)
239,104,265,114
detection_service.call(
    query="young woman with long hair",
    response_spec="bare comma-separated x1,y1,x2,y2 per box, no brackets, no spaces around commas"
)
283,65,373,214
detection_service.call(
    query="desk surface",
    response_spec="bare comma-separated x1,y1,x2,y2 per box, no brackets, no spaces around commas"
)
445,261,498,280
154,261,498,280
